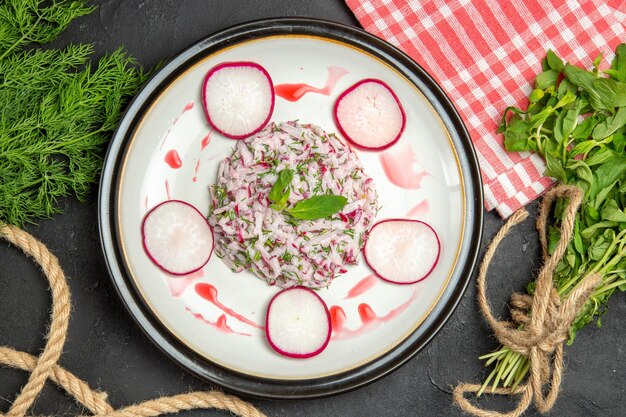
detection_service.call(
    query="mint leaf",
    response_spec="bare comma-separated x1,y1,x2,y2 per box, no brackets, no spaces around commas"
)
546,49,565,72
600,199,626,222
503,113,534,151
564,64,608,111
561,104,581,139
269,187,291,211
529,88,545,103
268,169,348,220
571,116,598,140
592,78,626,108
591,156,626,198
581,221,617,240
593,52,604,71
535,69,558,89
268,168,294,206
287,195,348,220
588,231,612,261
605,43,626,82
592,106,626,139
544,152,567,183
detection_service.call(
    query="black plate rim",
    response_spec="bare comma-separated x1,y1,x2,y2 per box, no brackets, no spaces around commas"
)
98,17,484,399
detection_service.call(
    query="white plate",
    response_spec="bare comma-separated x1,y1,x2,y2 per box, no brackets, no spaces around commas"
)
99,18,483,398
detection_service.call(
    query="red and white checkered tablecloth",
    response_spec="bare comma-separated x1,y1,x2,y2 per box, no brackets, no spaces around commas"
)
346,0,626,217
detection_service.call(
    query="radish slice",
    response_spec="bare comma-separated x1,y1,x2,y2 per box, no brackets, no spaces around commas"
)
142,200,214,275
265,286,331,358
202,61,275,139
364,219,440,284
334,78,406,150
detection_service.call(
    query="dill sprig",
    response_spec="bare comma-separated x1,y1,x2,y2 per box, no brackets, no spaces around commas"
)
0,0,94,59
0,1,149,225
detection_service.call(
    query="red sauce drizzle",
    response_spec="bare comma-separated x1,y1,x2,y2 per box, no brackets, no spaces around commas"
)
185,308,251,336
331,288,420,341
165,268,204,297
159,101,195,149
182,100,194,113
164,179,172,200
358,303,377,324
329,306,347,332
192,159,201,183
274,66,348,102
379,143,429,189
159,127,173,150
345,274,378,299
195,283,264,329
164,149,182,169
201,130,213,151
407,199,430,219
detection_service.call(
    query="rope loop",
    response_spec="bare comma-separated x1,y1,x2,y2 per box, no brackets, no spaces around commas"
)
0,223,265,417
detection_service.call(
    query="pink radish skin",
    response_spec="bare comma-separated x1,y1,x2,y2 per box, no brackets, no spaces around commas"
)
363,219,440,284
334,78,406,151
265,286,331,359
202,61,275,140
142,200,214,276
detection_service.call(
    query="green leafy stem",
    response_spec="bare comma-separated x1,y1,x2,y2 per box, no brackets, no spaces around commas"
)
483,44,626,395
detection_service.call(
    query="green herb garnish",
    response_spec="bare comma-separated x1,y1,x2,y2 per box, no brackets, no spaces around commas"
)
268,168,294,210
481,44,626,395
268,168,347,220
286,195,348,220
0,0,149,226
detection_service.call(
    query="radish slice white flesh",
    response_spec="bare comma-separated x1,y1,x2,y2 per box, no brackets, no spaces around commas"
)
202,61,274,139
364,219,440,284
334,78,405,150
265,286,331,358
142,200,214,276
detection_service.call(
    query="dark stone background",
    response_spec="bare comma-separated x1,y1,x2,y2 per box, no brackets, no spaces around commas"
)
0,1,624,416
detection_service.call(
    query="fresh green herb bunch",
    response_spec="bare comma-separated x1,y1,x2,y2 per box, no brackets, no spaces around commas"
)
480,44,626,395
0,0,149,225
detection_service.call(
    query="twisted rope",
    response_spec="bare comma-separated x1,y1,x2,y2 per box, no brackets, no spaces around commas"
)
0,223,266,417
453,185,602,417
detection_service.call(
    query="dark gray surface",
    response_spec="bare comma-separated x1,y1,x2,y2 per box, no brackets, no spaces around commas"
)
0,1,624,416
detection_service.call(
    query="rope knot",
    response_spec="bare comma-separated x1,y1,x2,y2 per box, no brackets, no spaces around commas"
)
506,287,568,357
453,185,603,417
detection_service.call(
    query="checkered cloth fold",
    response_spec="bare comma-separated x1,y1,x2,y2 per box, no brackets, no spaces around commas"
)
346,0,626,217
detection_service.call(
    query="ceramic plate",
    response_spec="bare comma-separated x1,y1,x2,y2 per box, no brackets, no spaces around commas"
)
99,18,483,399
